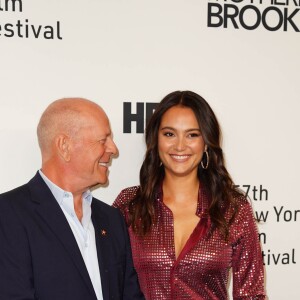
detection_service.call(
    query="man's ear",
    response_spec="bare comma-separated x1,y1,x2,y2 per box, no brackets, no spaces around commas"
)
56,134,71,162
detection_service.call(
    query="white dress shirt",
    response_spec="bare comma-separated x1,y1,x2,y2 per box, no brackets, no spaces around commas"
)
39,170,103,300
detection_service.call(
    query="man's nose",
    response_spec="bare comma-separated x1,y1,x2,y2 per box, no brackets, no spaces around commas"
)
107,137,118,156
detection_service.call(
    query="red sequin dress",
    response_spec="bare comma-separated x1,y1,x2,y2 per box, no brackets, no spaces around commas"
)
113,186,266,300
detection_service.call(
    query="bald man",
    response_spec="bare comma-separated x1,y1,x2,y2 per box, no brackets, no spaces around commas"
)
0,98,144,300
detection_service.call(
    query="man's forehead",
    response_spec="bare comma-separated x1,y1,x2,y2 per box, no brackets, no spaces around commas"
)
80,119,111,136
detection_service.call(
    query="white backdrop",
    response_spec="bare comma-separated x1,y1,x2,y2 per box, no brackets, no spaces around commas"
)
1,1,299,299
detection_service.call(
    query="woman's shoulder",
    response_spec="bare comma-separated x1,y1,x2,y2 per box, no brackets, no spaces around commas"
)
234,193,253,211
113,185,140,211
230,193,257,227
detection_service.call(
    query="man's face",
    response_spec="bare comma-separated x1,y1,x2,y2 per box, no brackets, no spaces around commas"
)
69,108,118,190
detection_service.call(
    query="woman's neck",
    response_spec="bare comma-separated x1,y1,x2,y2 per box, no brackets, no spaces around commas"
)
162,174,200,204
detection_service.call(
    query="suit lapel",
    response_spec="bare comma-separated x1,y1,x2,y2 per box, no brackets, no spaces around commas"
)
28,173,97,299
91,201,110,300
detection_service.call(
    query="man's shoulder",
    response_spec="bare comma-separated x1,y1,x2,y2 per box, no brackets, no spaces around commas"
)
0,183,30,203
92,197,113,209
91,197,121,217
0,172,44,201
0,183,32,223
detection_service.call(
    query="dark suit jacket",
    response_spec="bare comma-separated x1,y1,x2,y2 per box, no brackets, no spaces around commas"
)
0,172,144,300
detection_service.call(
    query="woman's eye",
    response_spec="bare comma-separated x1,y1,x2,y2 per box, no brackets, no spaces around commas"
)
188,133,201,138
163,132,174,137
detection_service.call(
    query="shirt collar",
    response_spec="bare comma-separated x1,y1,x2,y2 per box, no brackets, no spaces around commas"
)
38,170,92,208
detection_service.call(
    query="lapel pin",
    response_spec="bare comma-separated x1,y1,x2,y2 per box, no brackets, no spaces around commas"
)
101,229,107,236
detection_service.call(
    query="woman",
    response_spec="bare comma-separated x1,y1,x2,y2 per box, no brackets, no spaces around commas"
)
113,91,266,299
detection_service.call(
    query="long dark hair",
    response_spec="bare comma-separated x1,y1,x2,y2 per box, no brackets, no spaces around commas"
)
128,91,241,239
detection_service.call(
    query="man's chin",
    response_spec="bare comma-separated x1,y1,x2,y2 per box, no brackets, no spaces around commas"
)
90,178,108,189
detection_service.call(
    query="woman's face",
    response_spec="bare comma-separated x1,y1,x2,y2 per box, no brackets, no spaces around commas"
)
158,105,206,179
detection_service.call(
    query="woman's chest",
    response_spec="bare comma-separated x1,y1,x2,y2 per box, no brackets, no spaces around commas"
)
129,226,233,274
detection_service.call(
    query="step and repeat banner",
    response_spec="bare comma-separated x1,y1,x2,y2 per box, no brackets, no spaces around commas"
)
0,1,299,298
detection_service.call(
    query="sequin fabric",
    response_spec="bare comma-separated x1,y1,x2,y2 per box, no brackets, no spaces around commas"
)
113,186,266,300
